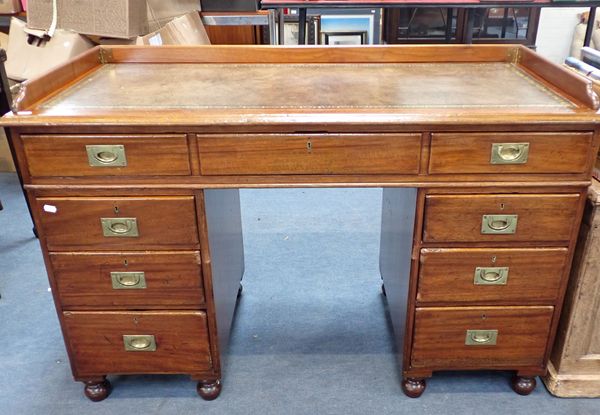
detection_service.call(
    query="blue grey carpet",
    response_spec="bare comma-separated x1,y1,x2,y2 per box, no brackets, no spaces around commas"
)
1,172,599,414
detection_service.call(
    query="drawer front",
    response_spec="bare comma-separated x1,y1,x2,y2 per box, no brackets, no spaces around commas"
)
429,132,593,174
423,194,580,243
63,311,213,376
197,134,422,175
22,134,191,177
418,248,568,305
411,306,554,368
50,252,204,309
38,197,199,251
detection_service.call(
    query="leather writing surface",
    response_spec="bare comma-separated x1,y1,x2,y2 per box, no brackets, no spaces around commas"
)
40,62,574,112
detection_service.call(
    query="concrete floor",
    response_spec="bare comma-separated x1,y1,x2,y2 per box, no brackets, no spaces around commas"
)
1,172,599,415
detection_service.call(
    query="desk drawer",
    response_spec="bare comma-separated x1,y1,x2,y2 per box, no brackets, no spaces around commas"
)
411,306,554,369
38,197,199,251
423,194,580,243
63,311,213,376
50,252,204,309
22,134,191,177
429,132,593,174
417,248,568,305
197,134,421,175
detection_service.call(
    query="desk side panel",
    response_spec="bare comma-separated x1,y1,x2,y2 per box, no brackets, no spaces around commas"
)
202,189,245,363
379,188,417,365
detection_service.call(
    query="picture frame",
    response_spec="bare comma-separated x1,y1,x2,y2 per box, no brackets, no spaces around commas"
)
324,31,368,45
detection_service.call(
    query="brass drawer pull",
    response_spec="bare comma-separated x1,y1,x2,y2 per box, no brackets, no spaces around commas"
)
111,272,146,289
465,329,498,346
474,267,509,285
123,335,156,352
481,215,518,234
101,218,139,237
86,145,127,167
491,143,529,164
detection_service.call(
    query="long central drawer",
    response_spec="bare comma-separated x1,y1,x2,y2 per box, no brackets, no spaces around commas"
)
37,196,200,251
197,134,422,175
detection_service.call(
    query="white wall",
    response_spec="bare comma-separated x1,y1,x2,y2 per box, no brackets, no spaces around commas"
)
536,8,587,64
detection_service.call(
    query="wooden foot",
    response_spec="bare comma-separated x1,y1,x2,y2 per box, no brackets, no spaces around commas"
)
83,378,111,402
197,379,222,400
511,375,537,396
402,378,426,398
381,283,387,297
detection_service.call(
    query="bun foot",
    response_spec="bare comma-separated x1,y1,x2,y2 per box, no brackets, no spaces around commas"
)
84,379,111,402
511,376,536,395
402,378,426,398
197,379,222,400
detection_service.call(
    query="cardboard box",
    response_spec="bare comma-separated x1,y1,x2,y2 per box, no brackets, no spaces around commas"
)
136,11,210,45
0,0,22,13
27,0,201,39
147,0,201,32
6,17,94,81
27,0,148,39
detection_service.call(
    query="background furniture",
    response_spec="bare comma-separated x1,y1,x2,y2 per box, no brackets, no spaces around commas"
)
261,1,600,45
2,44,598,401
543,179,600,397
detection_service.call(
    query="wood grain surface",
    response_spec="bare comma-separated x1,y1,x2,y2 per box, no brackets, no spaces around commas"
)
198,134,422,175
411,306,554,368
63,311,213,377
429,132,593,175
418,248,568,305
423,193,581,243
23,134,191,177
37,196,200,251
50,251,205,309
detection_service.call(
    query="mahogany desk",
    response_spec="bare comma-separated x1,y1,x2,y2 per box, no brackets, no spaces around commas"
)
2,45,599,401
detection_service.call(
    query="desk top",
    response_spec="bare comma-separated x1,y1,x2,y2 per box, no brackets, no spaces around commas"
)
3,45,599,128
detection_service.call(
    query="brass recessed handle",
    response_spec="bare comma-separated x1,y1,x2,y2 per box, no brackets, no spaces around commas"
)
123,335,156,352
474,267,509,285
491,143,529,164
465,329,498,346
111,272,146,289
101,218,139,237
86,145,127,167
481,215,518,234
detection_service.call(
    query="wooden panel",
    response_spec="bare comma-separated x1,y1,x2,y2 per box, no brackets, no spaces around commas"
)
22,135,191,177
197,134,422,175
429,132,593,174
202,189,245,357
544,182,600,397
418,248,568,305
63,311,213,376
423,193,580,243
411,306,554,368
205,25,259,45
50,252,204,309
37,196,199,251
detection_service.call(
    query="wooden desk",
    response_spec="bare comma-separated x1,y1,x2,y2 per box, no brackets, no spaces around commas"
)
2,45,599,401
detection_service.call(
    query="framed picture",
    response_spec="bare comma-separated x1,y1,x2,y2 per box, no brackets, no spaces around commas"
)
324,31,368,45
317,10,381,45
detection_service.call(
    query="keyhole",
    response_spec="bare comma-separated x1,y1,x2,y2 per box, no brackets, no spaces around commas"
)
114,205,120,214
491,256,497,263
481,314,487,320
124,259,128,267
499,203,505,210
306,139,312,152
133,317,139,325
